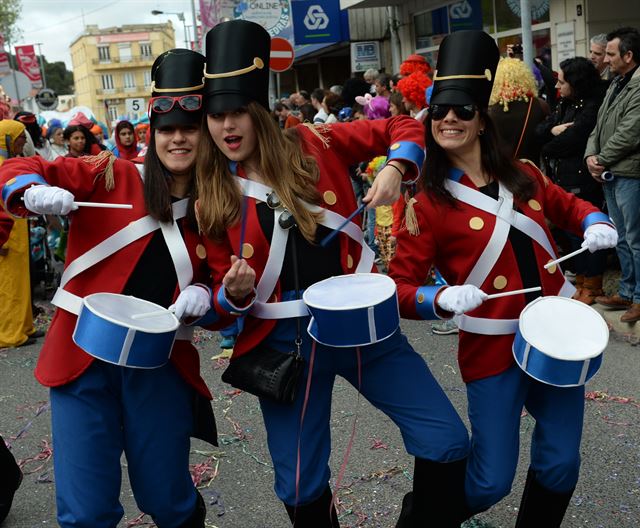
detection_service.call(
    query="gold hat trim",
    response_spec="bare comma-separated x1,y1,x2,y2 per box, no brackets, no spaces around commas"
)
151,81,205,93
204,57,264,79
433,69,493,82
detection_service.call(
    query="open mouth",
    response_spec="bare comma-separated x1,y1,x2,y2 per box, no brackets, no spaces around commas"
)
440,129,463,137
169,148,191,155
224,135,242,150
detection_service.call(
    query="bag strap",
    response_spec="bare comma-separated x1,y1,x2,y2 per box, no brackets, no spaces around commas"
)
290,223,303,356
514,96,534,159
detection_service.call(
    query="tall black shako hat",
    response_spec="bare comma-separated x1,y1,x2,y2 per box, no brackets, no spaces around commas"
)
204,20,270,114
430,30,500,109
150,49,205,129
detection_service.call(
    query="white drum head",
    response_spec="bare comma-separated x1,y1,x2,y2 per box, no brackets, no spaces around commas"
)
519,296,608,361
83,293,180,333
303,273,396,310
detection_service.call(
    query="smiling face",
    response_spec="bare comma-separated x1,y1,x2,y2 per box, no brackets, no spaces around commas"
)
68,130,86,155
430,107,483,156
155,124,200,176
207,108,258,165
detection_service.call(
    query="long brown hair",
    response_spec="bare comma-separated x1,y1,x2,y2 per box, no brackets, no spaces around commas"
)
196,101,322,242
143,131,198,228
423,108,536,205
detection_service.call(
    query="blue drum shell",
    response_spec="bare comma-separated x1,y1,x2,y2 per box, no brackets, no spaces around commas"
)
73,304,177,369
513,329,603,387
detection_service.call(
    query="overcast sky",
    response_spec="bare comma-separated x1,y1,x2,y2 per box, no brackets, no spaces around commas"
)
15,0,199,69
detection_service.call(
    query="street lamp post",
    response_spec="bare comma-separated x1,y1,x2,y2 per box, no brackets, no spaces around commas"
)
35,42,47,88
151,10,189,49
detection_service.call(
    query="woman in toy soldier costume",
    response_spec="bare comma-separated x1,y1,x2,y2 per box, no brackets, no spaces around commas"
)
0,50,218,527
196,19,471,527
389,31,617,527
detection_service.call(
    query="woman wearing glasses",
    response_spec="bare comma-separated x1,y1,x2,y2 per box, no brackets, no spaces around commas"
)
0,49,218,528
389,31,617,527
196,20,470,527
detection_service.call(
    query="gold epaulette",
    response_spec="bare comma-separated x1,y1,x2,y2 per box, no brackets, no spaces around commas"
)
301,122,331,150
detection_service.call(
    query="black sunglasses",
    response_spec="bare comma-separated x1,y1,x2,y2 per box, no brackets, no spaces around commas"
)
429,104,478,121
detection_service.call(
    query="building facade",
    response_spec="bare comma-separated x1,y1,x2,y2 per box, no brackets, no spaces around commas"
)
341,0,640,73
69,23,175,126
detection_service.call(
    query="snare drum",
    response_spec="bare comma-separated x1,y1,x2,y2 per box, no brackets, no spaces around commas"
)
302,273,399,347
513,296,608,387
73,293,180,369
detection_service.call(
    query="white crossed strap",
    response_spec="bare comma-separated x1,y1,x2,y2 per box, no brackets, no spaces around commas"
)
444,180,575,335
234,177,375,319
52,199,195,340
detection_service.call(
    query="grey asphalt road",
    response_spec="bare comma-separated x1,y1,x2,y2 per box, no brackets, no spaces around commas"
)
1,313,638,528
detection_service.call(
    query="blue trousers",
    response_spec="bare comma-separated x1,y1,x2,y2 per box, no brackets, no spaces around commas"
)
465,365,584,513
259,314,470,506
603,177,640,303
50,361,198,528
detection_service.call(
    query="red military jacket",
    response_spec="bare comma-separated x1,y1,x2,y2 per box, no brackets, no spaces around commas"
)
389,161,611,383
203,116,426,358
0,154,214,398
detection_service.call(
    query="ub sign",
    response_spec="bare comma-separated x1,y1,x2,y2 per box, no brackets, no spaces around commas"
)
350,41,380,73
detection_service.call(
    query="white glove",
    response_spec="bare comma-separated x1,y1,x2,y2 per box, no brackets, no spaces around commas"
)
170,285,211,320
582,224,618,253
23,185,77,215
437,285,488,315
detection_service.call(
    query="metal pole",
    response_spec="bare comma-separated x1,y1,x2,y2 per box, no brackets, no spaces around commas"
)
35,42,46,88
181,16,189,49
388,6,402,74
520,0,533,67
6,37,21,104
190,0,200,52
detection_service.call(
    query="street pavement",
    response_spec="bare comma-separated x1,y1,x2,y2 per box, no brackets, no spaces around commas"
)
1,307,639,528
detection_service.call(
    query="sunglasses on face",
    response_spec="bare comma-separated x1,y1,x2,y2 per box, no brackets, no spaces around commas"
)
429,104,478,121
148,94,202,115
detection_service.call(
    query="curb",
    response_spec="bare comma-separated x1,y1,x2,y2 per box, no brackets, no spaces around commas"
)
592,303,640,339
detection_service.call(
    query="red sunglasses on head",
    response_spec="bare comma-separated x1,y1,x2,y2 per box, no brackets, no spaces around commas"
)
148,94,203,116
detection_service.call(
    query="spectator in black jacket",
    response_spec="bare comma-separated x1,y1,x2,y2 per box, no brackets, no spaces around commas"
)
536,56,608,304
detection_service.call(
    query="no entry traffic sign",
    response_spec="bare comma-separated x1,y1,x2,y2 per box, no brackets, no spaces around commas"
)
270,37,295,73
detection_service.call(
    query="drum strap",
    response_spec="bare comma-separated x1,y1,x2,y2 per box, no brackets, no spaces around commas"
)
444,179,575,335
51,199,195,340
234,177,375,319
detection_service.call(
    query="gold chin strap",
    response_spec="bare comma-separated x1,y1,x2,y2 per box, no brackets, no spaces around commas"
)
150,81,204,93
204,57,264,79
433,69,493,82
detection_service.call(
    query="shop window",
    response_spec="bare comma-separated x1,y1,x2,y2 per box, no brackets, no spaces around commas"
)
414,7,449,50
495,0,549,32
497,27,551,61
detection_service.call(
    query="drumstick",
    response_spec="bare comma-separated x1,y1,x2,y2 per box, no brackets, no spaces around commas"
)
543,247,589,269
73,201,133,209
131,309,173,320
320,203,366,248
20,196,133,210
485,286,542,300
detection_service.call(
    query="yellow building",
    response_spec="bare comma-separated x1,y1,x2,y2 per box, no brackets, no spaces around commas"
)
70,23,175,126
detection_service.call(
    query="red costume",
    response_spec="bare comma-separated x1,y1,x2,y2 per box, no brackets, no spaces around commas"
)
204,117,424,357
390,161,605,383
0,154,213,398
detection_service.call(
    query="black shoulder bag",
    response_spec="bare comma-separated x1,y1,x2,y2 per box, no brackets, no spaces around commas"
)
221,210,305,404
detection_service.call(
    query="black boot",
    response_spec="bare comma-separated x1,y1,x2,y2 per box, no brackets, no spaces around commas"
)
515,469,574,528
284,485,339,527
0,436,23,525
175,491,206,528
396,457,471,528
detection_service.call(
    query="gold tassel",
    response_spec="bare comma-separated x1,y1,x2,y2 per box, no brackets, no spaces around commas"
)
301,122,331,150
82,150,117,191
405,197,420,236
